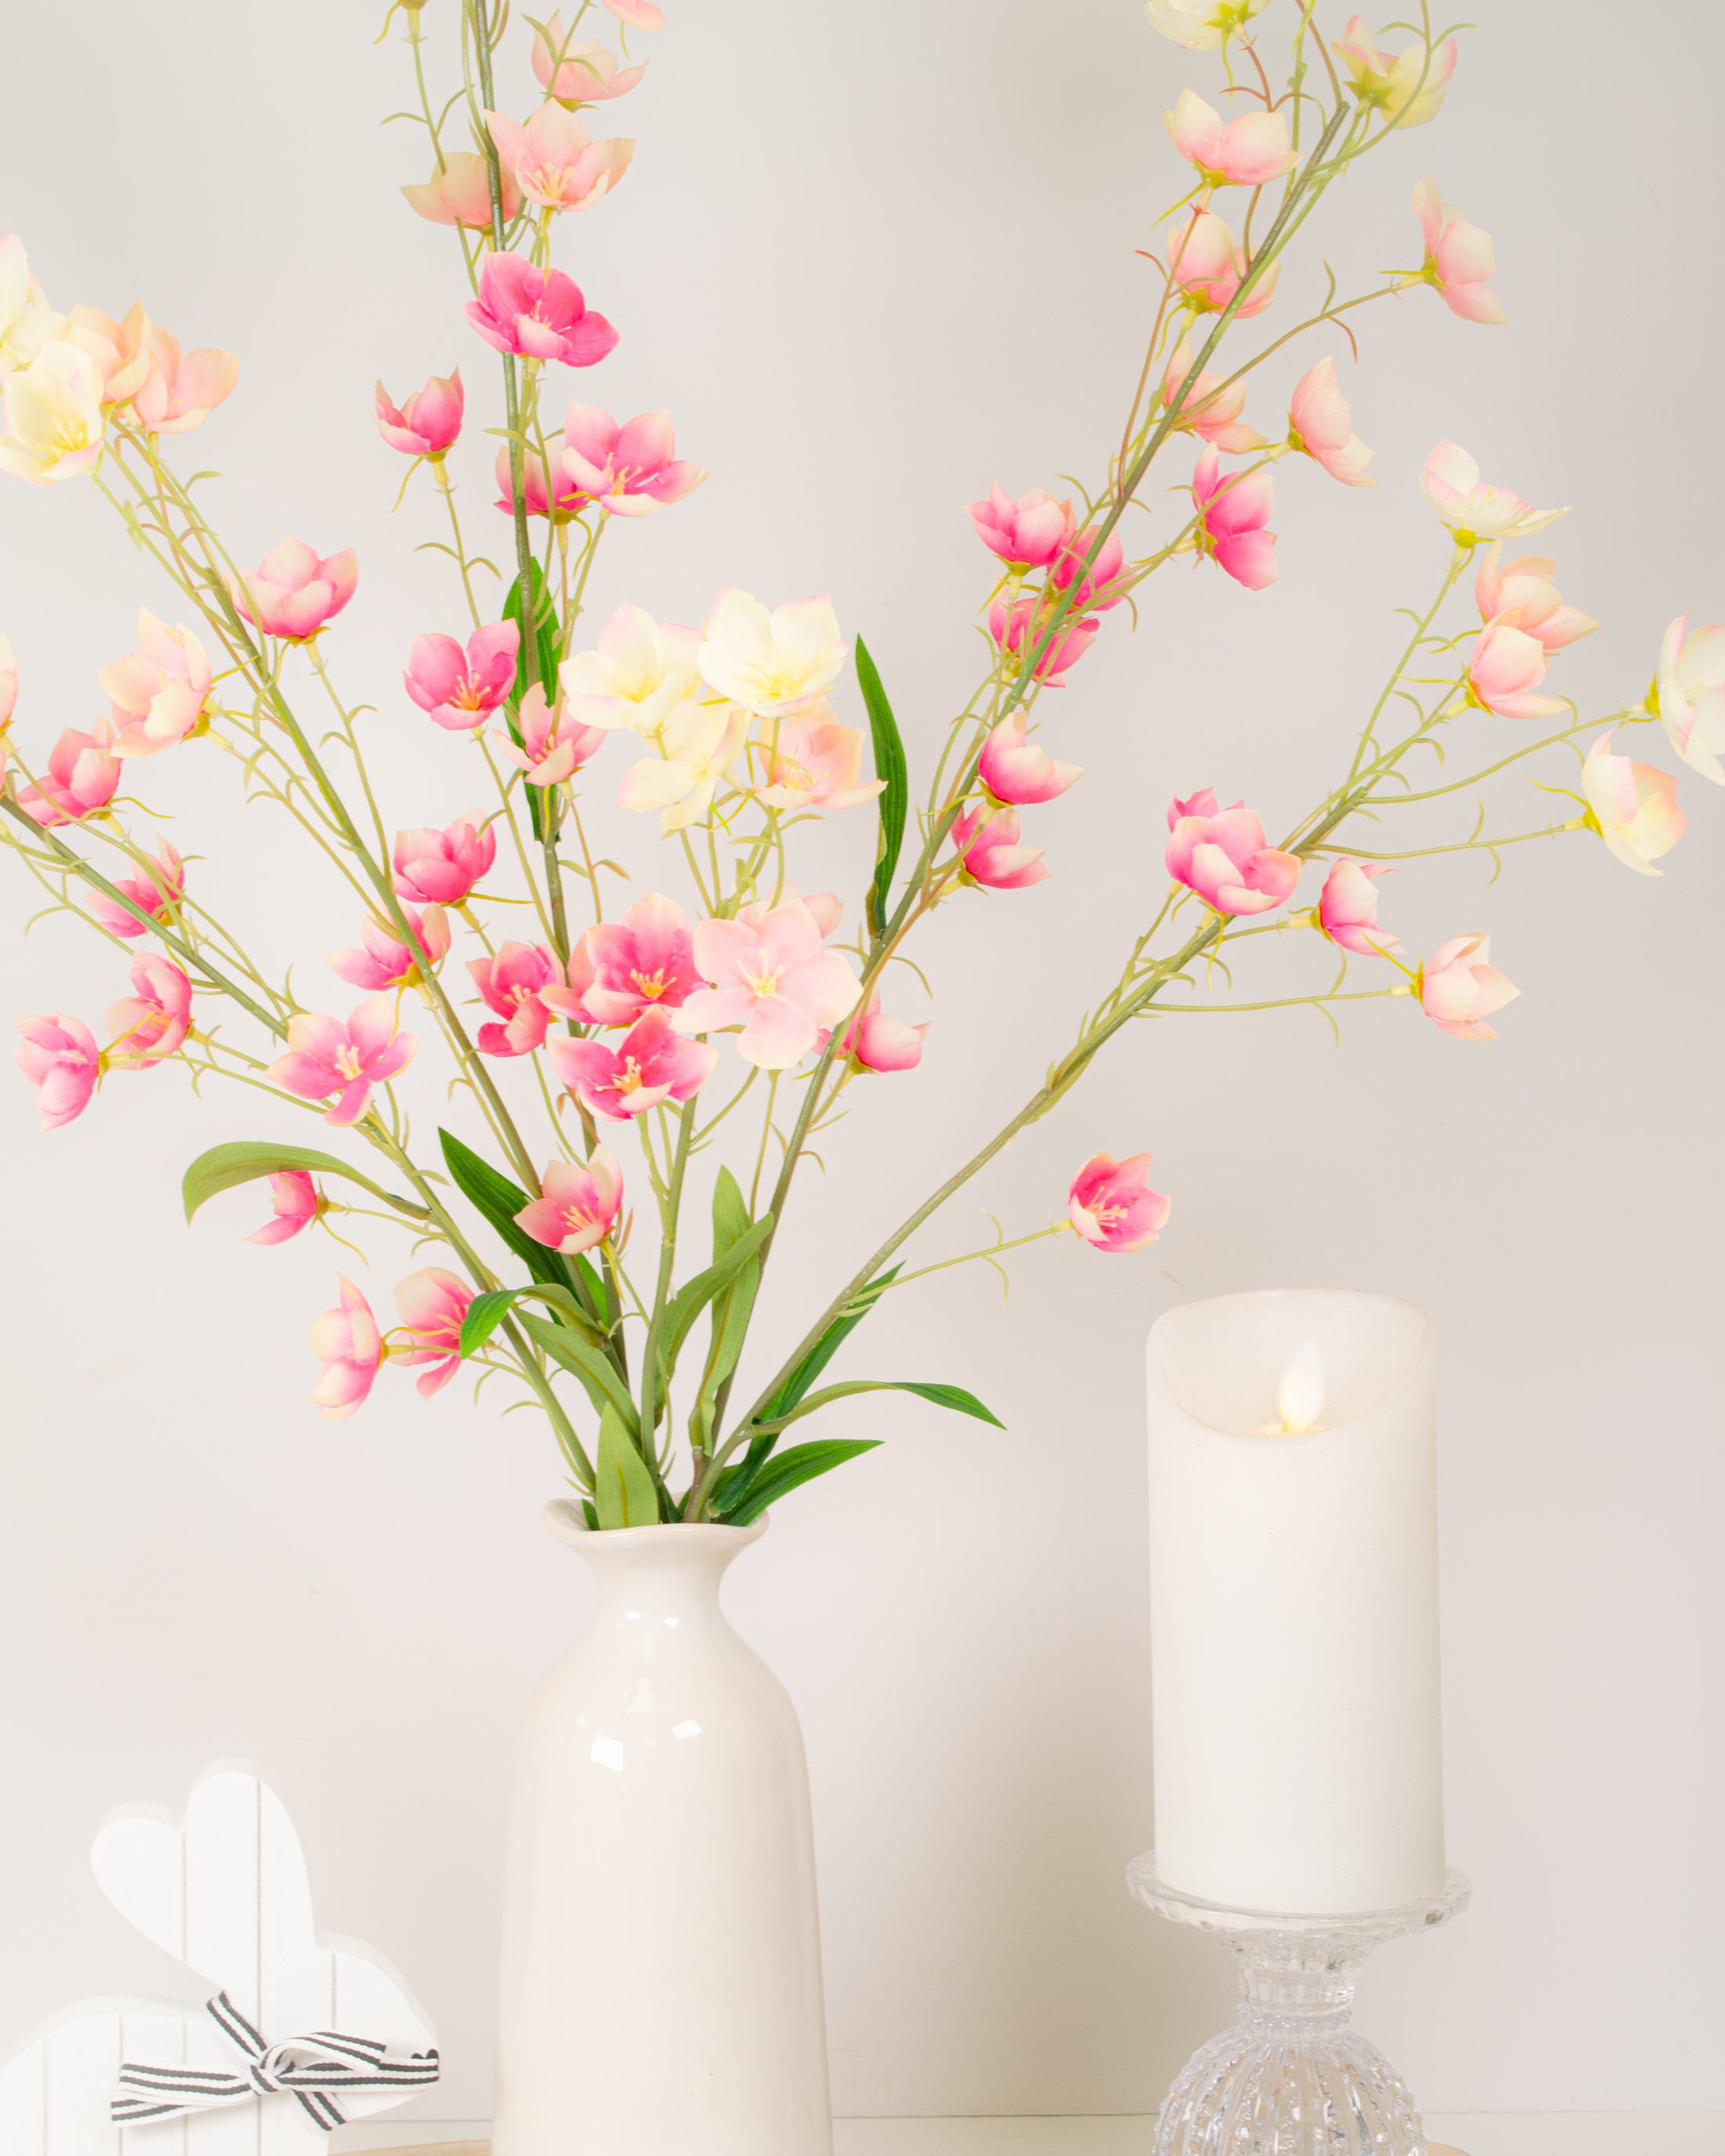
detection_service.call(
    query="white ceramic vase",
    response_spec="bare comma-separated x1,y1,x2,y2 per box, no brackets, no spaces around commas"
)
492,1504,833,2156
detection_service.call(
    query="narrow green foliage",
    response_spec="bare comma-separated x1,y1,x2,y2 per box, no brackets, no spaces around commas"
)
711,1439,883,1526
856,637,909,940
181,1141,416,1223
438,1127,566,1289
594,1404,659,1529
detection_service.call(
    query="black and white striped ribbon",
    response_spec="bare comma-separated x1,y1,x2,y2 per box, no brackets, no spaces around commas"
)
111,1990,440,2131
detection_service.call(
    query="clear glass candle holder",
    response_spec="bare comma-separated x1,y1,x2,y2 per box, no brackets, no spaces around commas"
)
1128,1852,1469,2156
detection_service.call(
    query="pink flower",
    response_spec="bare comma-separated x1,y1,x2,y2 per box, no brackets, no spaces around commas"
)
987,595,1099,686
516,1148,626,1254
470,941,561,1057
405,620,520,732
1335,17,1457,130
14,1011,100,1130
550,1005,717,1119
804,890,843,936
1473,546,1595,652
485,107,634,216
555,889,700,1025
1418,935,1519,1041
605,0,664,25
0,631,16,726
101,610,214,757
1191,447,1277,590
757,705,886,811
267,995,417,1127
465,252,619,368
403,153,522,230
673,893,862,1070
497,683,606,786
328,904,451,991
979,712,1081,805
967,483,1075,570
492,441,582,521
1287,358,1375,488
1164,89,1292,189
1316,860,1400,956
950,803,1049,890
1160,338,1266,453
249,1170,321,1247
1049,524,1128,612
533,14,648,103
1168,209,1280,318
392,813,497,905
90,840,186,938
104,955,192,1067
1581,729,1686,878
64,303,152,406
17,720,122,826
1412,179,1504,326
1419,441,1565,544
1466,618,1565,720
1655,615,1725,785
1166,789,1300,916
391,1268,476,1399
839,993,926,1074
127,325,240,435
1068,1152,1171,1253
228,538,358,641
310,1278,383,1420
376,369,464,458
558,404,706,517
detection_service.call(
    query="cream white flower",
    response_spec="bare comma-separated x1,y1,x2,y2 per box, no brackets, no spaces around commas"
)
1144,0,1267,52
697,590,845,717
0,235,64,373
1418,440,1566,544
560,601,701,735
1333,16,1457,129
0,339,105,485
1581,729,1686,876
616,699,747,831
1654,615,1725,786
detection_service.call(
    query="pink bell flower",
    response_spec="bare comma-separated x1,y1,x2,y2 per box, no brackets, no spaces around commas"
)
674,892,862,1070
950,803,1050,890
550,1004,717,1120
1316,859,1400,956
228,538,358,641
104,954,192,1067
533,14,648,103
1168,209,1280,318
979,712,1081,805
1473,545,1595,652
310,1277,383,1420
17,720,122,826
1412,179,1505,326
967,483,1076,571
838,993,927,1074
1166,789,1300,915
1164,89,1292,190
90,840,186,938
391,1268,476,1398
1581,730,1685,878
267,994,417,1127
102,609,214,757
249,1170,322,1247
757,706,886,811
465,251,619,368
470,941,562,1057
987,595,1099,686
555,889,701,1025
1466,618,1566,720
1420,441,1565,545
1191,447,1277,590
64,303,152,406
1417,935,1519,1041
1654,615,1725,785
392,812,497,905
1049,524,1128,612
605,0,664,25
376,369,464,459
1069,1151,1172,1253
328,904,451,991
516,1148,626,1254
403,153,522,230
485,107,634,216
14,1011,100,1130
498,683,607,786
404,620,520,732
128,324,239,435
1287,358,1376,488
1160,339,1266,453
492,441,583,521
1334,16,1457,129
558,404,707,517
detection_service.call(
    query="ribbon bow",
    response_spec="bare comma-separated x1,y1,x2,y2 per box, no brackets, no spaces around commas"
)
111,1990,440,2131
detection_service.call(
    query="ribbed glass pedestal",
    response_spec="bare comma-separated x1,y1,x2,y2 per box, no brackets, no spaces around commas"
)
1128,1854,1469,2156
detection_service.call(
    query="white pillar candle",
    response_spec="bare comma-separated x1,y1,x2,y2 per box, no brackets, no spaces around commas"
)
1146,1288,1445,1913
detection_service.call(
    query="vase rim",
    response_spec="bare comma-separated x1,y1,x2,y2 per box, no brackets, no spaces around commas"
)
543,1498,770,1555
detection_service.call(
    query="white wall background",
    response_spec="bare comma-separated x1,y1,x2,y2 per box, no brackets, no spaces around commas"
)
2,0,1722,2125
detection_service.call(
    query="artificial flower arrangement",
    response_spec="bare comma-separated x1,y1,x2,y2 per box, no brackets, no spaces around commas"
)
0,0,1714,1530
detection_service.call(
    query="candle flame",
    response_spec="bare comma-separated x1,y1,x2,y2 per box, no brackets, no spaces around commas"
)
1276,1341,1326,1436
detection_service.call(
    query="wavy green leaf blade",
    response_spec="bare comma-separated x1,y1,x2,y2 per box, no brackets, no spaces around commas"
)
657,1213,773,1375
714,1439,882,1526
594,1404,660,1529
761,1265,901,1424
764,1376,1007,1436
438,1128,565,1289
182,1141,412,1225
856,636,908,940
459,1281,597,1359
521,1311,639,1435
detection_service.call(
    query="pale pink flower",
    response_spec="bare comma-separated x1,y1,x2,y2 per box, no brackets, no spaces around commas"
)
533,15,648,103
1166,789,1299,915
13,1011,100,1130
1473,546,1595,652
555,889,700,1025
0,632,16,726
249,1170,321,1247
376,369,464,458
1467,618,1565,720
804,891,844,938
1145,0,1267,50
102,609,213,757
1655,615,1725,784
392,813,497,904
605,0,664,25
228,538,358,641
0,339,104,485
757,704,885,811
561,604,703,735
63,303,152,405
979,712,1081,805
499,682,606,786
1316,859,1400,956
391,1269,476,1399
559,404,706,517
405,620,520,732
1582,730,1685,878
1160,338,1266,453
1191,447,1277,590
987,595,1099,686
551,1005,717,1120
267,995,417,1127
328,904,451,991
310,1278,383,1419
1335,17,1457,129
616,699,747,829
1418,935,1518,1040
470,941,561,1057
1412,180,1504,326
1049,524,1128,612
516,1148,626,1254
465,252,619,368
699,590,846,716
673,893,862,1070
1419,441,1565,544
104,954,192,1067
967,484,1076,570
90,840,186,939
950,803,1050,890
1069,1152,1171,1253
0,234,64,372
1167,209,1280,318
485,108,634,216
402,153,522,230
492,441,582,521
1164,89,1291,188
17,720,122,826
1287,358,1375,488
127,324,239,434
838,993,927,1074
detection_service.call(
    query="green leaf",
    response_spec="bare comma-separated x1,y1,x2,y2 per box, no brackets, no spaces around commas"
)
689,1170,762,1448
459,1282,598,1359
761,1265,900,1423
712,1439,882,1526
521,1311,640,1435
503,561,559,703
438,1128,568,1290
757,1377,1005,1437
182,1140,417,1225
710,1166,751,1257
656,1213,773,1377
594,1404,660,1529
856,637,908,941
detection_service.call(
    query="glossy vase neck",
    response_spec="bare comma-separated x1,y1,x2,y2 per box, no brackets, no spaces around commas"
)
543,1502,767,1618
